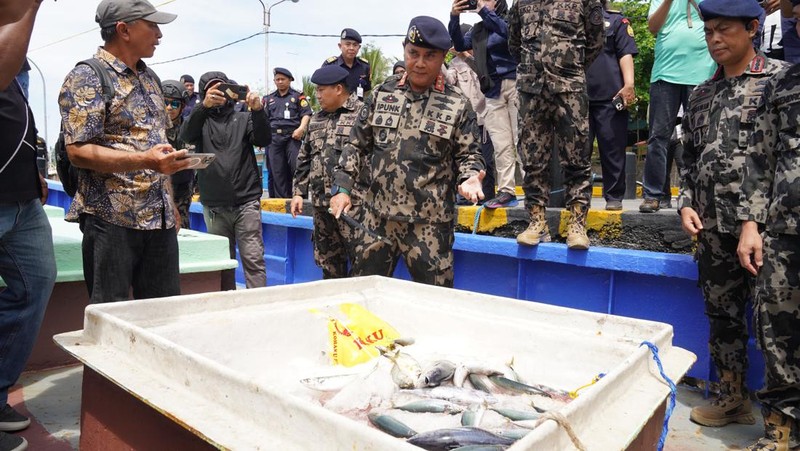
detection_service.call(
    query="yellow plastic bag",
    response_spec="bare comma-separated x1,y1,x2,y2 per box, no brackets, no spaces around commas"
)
325,303,401,367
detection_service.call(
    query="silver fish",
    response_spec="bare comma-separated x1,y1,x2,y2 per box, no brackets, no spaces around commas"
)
399,386,498,405
299,372,362,392
406,427,515,449
378,346,421,389
467,374,493,393
488,375,550,397
493,428,531,440
452,446,509,451
367,412,417,438
461,404,487,427
490,407,541,421
420,360,456,387
396,399,464,414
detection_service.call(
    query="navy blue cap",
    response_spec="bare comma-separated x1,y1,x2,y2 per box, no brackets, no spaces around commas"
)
273,67,294,81
311,66,349,86
404,16,451,51
699,0,762,20
340,28,362,43
794,0,800,6
180,74,194,84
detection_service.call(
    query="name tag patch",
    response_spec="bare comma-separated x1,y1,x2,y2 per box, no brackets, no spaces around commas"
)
419,94,463,139
372,92,405,129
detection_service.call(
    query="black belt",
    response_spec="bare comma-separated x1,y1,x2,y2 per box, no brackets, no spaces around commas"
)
273,127,297,135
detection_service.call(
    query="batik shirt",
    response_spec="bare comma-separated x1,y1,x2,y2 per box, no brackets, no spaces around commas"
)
58,47,174,230
678,53,789,235
333,73,484,224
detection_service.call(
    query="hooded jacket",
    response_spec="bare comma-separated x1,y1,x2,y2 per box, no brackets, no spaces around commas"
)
180,71,271,208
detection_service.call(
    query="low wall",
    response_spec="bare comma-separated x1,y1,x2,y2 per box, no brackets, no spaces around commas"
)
45,180,764,388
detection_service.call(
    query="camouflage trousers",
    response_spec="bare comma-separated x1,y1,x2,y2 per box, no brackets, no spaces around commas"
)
350,210,455,288
517,88,592,208
754,233,800,420
696,228,755,379
312,205,362,279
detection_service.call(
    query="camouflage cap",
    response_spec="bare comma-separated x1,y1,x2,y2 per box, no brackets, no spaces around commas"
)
404,16,451,51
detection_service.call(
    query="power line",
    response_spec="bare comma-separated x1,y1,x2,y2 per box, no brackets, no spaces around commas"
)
150,30,406,66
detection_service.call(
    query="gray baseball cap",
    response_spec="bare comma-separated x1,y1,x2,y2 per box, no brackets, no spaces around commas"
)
95,0,177,28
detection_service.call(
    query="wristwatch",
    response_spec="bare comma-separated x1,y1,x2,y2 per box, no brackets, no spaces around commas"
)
330,185,350,196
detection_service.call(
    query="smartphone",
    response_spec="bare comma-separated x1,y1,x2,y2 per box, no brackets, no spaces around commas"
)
178,153,216,169
465,0,478,10
217,83,248,102
612,95,625,111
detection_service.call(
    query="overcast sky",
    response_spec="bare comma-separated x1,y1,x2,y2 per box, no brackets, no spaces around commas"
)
25,0,481,148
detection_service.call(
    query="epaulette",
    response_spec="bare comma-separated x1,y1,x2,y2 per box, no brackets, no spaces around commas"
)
749,55,766,74
325,56,338,64
358,56,369,64
607,9,621,14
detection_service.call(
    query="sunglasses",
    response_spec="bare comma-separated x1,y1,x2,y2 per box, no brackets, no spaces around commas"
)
165,99,182,109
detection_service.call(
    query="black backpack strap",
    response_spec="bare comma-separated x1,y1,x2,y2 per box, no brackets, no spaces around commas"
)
77,58,115,106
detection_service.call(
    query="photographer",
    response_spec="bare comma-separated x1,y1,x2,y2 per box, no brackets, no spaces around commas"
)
449,0,519,209
180,71,271,290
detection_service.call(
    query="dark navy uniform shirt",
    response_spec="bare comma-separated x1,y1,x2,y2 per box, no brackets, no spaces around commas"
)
0,80,40,203
262,88,312,129
586,10,639,102
322,55,371,97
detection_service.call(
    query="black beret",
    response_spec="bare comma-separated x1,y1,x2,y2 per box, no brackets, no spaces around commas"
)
311,66,349,86
405,16,451,51
699,0,762,20
340,28,362,43
180,74,194,84
793,0,800,6
273,67,294,81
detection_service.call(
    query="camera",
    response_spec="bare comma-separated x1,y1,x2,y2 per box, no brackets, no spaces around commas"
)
466,0,478,10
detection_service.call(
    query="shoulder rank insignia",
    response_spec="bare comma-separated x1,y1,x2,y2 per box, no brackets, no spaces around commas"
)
749,55,765,73
326,56,337,64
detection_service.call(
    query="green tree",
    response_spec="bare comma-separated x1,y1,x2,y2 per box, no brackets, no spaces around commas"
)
613,0,655,137
359,43,391,89
301,75,320,113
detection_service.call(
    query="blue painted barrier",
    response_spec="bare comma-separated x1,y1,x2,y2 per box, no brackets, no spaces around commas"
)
45,179,763,389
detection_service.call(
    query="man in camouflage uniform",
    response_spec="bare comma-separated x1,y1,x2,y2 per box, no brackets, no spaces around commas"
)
508,0,604,249
329,16,486,288
290,66,364,279
677,0,790,431
738,7,800,450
